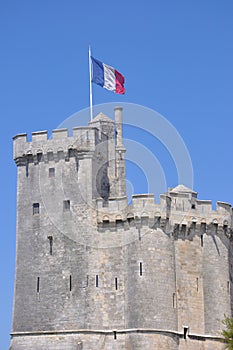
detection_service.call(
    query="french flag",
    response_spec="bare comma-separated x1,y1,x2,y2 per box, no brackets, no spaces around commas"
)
91,56,125,94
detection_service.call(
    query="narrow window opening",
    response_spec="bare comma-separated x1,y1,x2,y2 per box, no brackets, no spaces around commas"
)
113,331,117,340
201,222,206,234
227,281,230,294
196,277,199,292
33,203,40,215
86,275,89,287
26,162,29,177
63,200,70,211
191,204,196,209
138,228,141,241
172,292,176,308
96,275,99,287
213,223,218,234
115,277,118,290
182,200,184,211
48,236,53,255
223,225,228,235
103,219,109,228
139,262,143,276
37,277,40,293
183,326,189,340
76,158,79,172
200,234,203,247
69,275,72,292
37,153,43,162
49,167,55,177
85,131,89,141
181,224,186,235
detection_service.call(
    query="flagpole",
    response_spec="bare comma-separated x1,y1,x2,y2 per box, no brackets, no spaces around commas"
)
88,45,93,121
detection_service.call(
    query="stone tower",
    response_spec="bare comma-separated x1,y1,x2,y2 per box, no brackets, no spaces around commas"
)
10,107,233,350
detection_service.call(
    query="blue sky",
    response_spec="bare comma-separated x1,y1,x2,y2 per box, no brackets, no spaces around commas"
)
1,1,233,348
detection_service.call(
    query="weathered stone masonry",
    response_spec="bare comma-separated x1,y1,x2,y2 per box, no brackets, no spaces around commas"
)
10,107,233,349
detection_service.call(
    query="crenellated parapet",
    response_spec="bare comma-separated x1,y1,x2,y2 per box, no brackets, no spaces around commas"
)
96,185,233,237
13,127,102,166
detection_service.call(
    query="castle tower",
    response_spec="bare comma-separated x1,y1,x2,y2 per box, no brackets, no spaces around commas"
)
10,108,233,350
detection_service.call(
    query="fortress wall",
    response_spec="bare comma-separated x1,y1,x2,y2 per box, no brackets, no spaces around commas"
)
12,152,96,333
203,230,231,334
174,236,205,334
84,245,126,330
125,226,177,331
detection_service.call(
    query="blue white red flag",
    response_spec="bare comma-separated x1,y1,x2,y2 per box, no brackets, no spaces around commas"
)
91,56,125,94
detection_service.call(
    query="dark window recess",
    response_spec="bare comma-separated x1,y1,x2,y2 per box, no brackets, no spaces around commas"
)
49,168,55,177
200,234,204,247
183,326,189,340
96,275,99,287
114,331,117,340
33,203,40,215
37,277,40,293
227,281,230,294
201,223,206,234
48,236,53,255
76,159,79,172
26,162,29,177
115,277,118,290
223,225,228,234
191,204,196,209
139,262,143,276
86,275,89,287
196,277,199,292
138,228,141,241
173,293,176,308
213,223,218,234
63,200,70,211
69,275,72,292
37,153,43,162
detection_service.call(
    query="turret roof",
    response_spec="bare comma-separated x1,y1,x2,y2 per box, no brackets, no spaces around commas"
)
89,112,114,124
169,184,197,194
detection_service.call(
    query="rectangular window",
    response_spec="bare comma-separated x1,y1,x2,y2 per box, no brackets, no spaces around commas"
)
33,203,40,215
26,162,29,177
96,275,99,287
139,262,143,276
115,277,118,290
63,200,70,211
69,275,72,292
48,236,53,255
200,234,204,247
37,153,42,162
49,167,55,177
37,277,40,293
173,292,176,308
138,228,141,241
